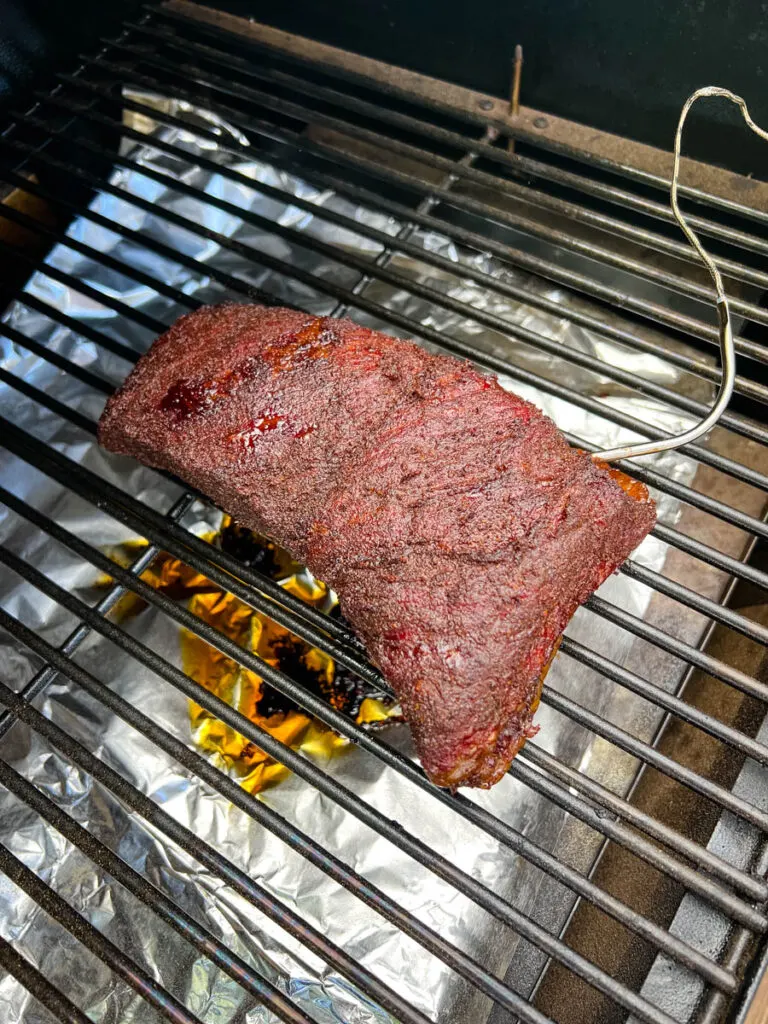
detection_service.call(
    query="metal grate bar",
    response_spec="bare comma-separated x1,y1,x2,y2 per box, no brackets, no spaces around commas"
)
1,328,113,401
0,201,200,314
2,398,765,716
0,190,269,316
0,479,763,943
559,633,768,763
0,841,205,1024
586,593,766,696
652,521,768,593
0,759,329,1024
146,2,768,232
89,37,768,338
0,492,193,743
0,614,634,1024
0,936,95,1024
4,379,768,761
1,425,765,915
3,270,768,657
0,365,97,434
0,534,743,1006
0,319,114,395
3,390,768,801
0,240,163,338
120,19,768,287
0,667,551,1024
79,44,768,353
1,10,767,1021
8,136,768,532
26,62,768,380
18,89,768,452
510,745,766,902
7,123,768,494
619,560,768,647
14,289,146,365
540,686,767,831
48,78,768,408
6,273,768,603
698,844,768,1024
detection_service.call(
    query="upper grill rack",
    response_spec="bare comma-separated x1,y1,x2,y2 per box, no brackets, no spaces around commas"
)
0,4,768,1024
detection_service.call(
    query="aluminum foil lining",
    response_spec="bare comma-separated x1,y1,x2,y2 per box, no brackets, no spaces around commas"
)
0,91,723,1024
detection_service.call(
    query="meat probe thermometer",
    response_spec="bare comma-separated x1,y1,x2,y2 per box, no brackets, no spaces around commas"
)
594,87,768,464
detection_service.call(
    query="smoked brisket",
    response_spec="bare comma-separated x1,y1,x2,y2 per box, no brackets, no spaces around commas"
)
98,304,656,788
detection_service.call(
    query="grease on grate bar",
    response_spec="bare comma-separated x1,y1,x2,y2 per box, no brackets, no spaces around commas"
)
99,516,399,793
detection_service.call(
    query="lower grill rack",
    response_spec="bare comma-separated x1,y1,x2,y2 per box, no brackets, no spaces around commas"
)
1,4,768,1023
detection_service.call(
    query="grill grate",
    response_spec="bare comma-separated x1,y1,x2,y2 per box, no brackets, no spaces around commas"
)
1,4,768,1023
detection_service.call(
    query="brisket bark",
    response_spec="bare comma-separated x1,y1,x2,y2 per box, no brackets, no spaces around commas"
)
98,304,656,788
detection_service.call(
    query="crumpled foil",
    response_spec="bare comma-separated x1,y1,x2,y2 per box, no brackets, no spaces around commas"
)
0,92,717,1024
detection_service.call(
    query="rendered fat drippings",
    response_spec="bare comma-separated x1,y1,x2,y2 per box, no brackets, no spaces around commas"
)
99,516,399,793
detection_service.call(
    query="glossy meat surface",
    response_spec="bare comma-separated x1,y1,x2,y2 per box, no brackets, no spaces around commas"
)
99,304,656,788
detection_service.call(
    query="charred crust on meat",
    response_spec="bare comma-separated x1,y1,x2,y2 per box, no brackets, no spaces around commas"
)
98,303,656,789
